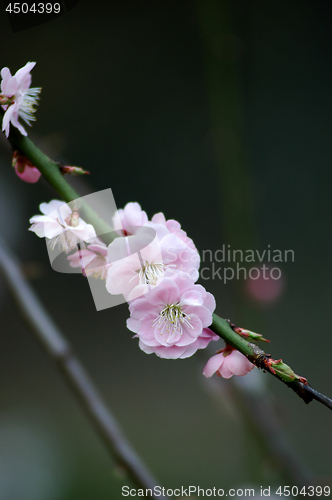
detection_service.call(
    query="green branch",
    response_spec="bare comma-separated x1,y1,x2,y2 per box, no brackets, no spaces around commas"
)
210,314,332,409
5,128,332,411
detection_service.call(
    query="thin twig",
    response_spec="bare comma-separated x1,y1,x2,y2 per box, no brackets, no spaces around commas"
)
210,315,332,410
0,236,169,500
302,385,332,410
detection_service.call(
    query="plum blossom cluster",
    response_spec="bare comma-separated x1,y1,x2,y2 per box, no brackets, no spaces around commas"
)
29,199,254,378
94,202,217,360
8,60,252,378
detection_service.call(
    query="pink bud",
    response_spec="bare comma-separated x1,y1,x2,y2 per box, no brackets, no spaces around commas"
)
12,151,41,183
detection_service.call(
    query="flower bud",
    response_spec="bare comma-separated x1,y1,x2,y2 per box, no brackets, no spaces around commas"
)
60,165,90,175
226,319,270,342
12,151,41,183
266,358,307,384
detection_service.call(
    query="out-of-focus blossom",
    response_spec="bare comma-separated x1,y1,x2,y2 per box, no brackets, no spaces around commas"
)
12,151,41,183
245,263,285,305
1,62,41,137
127,273,217,359
29,200,96,253
203,345,254,379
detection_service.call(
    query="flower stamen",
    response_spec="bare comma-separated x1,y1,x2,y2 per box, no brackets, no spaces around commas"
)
152,302,194,336
18,87,41,125
138,262,165,285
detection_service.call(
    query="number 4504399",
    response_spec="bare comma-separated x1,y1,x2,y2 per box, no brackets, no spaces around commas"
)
276,486,330,497
6,3,61,14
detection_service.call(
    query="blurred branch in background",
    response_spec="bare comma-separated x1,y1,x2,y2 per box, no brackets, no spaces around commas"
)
203,365,314,486
0,236,169,500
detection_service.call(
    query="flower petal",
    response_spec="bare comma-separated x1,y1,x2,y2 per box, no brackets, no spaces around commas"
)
14,61,35,89
225,350,254,377
203,353,225,378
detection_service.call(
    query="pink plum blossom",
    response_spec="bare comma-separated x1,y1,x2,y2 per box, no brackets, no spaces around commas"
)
112,202,148,236
1,62,41,138
152,212,197,251
12,151,41,183
29,200,96,253
127,273,218,359
203,345,254,379
68,240,109,279
106,225,200,300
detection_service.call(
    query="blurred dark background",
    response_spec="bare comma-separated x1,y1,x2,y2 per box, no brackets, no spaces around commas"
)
0,0,331,498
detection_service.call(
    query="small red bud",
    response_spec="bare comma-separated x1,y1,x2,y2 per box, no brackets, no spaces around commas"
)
60,165,90,175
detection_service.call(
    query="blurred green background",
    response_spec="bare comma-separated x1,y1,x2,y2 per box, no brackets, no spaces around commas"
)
0,0,331,498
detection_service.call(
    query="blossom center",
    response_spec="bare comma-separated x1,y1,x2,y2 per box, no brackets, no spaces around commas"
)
18,87,41,125
64,211,80,227
153,303,194,336
49,212,83,253
138,261,165,285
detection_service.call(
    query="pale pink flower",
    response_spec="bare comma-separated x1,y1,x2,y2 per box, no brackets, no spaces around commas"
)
203,345,254,379
12,151,41,183
29,200,96,253
127,273,217,359
151,212,197,251
68,241,109,279
1,62,41,138
112,202,148,236
106,226,200,300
